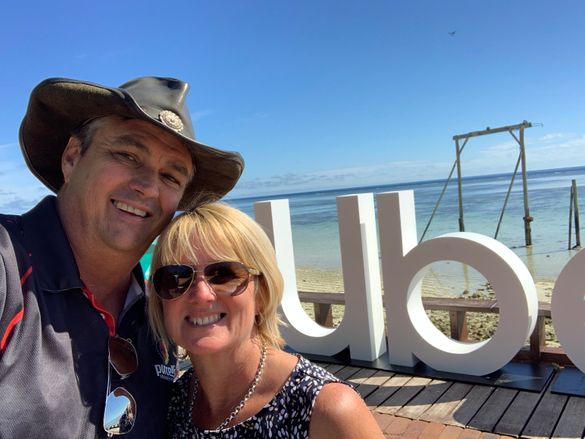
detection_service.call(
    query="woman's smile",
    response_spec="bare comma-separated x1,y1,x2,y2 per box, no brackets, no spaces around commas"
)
186,313,226,327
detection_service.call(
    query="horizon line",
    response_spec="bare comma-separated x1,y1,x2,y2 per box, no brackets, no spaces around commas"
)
226,164,585,203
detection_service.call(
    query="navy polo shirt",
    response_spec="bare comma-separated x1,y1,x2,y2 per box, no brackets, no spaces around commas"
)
0,196,176,438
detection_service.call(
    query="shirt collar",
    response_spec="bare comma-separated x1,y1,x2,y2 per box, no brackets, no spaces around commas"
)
124,274,144,310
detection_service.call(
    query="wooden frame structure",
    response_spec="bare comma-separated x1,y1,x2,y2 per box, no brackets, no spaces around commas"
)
453,121,534,246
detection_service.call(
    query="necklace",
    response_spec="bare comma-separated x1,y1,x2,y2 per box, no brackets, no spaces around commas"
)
190,341,268,431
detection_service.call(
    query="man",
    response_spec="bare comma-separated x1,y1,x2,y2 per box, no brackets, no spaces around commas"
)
0,77,244,438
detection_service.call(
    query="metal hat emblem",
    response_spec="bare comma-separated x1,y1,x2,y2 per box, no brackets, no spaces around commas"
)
159,110,184,132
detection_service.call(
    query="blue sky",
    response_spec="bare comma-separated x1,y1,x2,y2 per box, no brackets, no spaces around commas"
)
1,0,584,213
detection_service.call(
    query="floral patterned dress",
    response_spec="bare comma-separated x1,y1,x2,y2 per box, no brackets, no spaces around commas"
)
166,356,347,438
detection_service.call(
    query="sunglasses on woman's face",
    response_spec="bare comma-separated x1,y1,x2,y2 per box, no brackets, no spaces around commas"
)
152,261,260,300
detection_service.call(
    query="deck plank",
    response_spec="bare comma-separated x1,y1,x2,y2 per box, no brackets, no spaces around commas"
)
447,385,494,428
345,367,378,387
334,365,363,381
375,376,432,415
419,382,474,424
551,396,585,438
323,363,345,374
493,390,541,437
467,387,517,432
521,391,567,438
354,369,395,399
396,379,452,419
320,359,585,438
366,374,412,409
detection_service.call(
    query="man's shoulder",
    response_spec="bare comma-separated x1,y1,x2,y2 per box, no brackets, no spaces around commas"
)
0,213,23,255
0,213,22,231
0,197,63,256
0,210,31,258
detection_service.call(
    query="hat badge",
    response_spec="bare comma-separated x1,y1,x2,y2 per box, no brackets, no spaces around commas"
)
159,110,184,132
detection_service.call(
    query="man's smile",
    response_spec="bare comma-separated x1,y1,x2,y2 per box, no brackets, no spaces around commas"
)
112,200,149,218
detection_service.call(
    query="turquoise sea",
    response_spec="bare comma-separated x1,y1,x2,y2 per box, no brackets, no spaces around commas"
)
141,166,585,290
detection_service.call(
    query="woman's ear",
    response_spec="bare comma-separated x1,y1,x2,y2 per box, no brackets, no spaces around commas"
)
61,136,83,184
254,283,265,322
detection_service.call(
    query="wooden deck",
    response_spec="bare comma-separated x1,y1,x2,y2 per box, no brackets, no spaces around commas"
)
317,361,585,438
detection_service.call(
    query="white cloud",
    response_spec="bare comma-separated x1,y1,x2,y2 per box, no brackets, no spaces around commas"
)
190,110,215,122
0,156,51,214
231,131,585,198
539,133,566,142
232,159,454,197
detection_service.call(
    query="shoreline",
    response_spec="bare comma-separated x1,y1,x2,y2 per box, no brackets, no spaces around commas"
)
294,265,559,347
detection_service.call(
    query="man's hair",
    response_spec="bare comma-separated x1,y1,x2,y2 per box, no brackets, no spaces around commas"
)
69,116,198,182
70,118,101,154
147,203,285,357
70,116,125,154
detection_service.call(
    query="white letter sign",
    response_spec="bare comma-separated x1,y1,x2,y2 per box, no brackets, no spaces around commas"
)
551,249,585,371
377,191,538,375
254,196,386,361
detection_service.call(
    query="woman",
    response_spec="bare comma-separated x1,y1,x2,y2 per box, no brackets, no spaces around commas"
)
148,203,384,438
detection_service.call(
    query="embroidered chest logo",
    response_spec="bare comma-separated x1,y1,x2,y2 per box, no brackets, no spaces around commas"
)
154,363,178,382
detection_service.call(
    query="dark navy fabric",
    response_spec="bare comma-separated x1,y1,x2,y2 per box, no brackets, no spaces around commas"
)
0,196,175,438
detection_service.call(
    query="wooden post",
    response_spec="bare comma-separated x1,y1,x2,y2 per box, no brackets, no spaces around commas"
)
449,310,468,341
455,138,465,232
573,180,581,248
569,183,575,250
529,315,545,362
519,127,532,246
313,303,334,327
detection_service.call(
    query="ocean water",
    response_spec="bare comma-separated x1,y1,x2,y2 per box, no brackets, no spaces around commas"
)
142,166,585,289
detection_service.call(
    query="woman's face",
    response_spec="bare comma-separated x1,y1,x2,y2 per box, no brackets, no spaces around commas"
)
161,247,259,357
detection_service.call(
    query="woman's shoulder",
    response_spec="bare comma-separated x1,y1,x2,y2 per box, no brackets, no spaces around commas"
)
310,381,385,439
275,354,349,402
293,355,345,385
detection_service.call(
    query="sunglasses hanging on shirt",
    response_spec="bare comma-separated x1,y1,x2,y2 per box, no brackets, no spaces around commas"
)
103,336,138,436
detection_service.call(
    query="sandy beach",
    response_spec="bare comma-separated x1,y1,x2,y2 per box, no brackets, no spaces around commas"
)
294,265,560,347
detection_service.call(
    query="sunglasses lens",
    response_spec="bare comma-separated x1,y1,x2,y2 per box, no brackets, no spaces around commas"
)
104,387,136,435
109,336,138,377
204,262,250,296
153,265,194,299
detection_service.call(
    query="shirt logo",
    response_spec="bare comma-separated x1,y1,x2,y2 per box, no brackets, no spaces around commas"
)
154,363,178,382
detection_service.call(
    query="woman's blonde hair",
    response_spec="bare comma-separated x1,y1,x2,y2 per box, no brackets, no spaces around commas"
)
147,203,285,357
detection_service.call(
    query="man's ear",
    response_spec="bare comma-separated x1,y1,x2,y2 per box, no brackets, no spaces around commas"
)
61,137,82,184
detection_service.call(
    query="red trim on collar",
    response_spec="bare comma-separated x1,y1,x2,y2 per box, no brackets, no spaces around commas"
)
82,287,116,337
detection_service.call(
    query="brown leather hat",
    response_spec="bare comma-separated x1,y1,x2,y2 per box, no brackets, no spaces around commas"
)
19,76,244,210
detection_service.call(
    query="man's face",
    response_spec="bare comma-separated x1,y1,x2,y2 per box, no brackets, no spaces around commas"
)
59,117,194,256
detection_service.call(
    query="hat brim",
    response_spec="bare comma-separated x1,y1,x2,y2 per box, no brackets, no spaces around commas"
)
19,78,244,210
